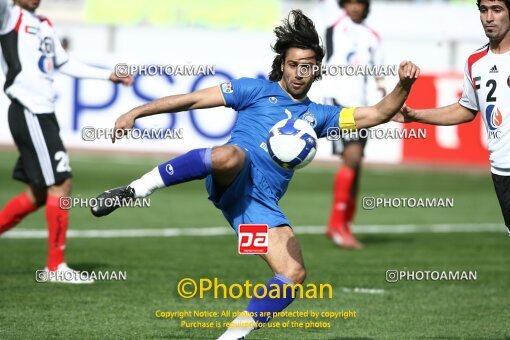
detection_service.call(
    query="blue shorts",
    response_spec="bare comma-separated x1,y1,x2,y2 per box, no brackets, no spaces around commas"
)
205,152,290,234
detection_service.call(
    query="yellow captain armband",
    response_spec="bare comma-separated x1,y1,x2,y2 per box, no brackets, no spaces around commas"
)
218,84,227,106
339,107,357,130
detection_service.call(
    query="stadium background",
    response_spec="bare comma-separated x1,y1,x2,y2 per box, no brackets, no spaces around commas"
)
0,0,491,165
1,0,508,339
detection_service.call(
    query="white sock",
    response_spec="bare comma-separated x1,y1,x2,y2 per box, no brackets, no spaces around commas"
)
128,167,165,198
217,312,256,340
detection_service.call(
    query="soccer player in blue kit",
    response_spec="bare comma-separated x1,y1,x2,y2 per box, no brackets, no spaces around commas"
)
92,10,419,340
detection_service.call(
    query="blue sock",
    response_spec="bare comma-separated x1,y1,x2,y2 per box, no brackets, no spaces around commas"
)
246,273,297,324
157,148,212,186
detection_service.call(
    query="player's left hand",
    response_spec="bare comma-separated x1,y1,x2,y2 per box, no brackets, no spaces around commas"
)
392,104,416,123
398,61,420,90
109,73,134,86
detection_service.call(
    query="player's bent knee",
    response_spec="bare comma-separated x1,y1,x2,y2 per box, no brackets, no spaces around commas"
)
27,187,47,207
281,265,306,285
47,178,72,197
342,145,363,168
344,160,361,170
212,146,245,173
343,153,362,169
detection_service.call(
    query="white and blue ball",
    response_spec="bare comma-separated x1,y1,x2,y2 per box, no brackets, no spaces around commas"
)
267,118,318,170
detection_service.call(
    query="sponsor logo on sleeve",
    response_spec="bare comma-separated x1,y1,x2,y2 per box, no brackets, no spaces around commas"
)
221,82,233,94
473,76,481,90
301,112,317,128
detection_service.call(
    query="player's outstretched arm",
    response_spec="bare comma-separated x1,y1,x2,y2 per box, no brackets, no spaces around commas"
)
352,61,419,129
112,86,225,142
392,103,477,125
58,59,134,86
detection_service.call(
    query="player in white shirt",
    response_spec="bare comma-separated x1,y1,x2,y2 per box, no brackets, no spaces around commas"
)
394,0,510,234
0,0,133,282
322,0,386,248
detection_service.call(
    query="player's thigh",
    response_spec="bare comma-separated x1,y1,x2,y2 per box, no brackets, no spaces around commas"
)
211,145,246,189
491,173,510,232
259,226,306,284
8,102,71,188
332,136,367,167
26,185,47,207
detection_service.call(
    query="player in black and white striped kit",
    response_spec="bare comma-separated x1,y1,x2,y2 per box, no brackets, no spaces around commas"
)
322,0,385,249
0,0,133,282
395,0,510,235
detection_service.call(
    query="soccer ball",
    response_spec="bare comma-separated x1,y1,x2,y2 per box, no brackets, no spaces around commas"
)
267,118,318,170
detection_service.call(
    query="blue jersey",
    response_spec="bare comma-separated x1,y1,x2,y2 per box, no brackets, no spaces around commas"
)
219,77,346,200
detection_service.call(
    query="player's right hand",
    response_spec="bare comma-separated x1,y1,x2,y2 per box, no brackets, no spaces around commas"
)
392,104,415,123
112,112,135,143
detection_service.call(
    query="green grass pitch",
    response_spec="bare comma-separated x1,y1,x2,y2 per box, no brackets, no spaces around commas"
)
0,150,509,339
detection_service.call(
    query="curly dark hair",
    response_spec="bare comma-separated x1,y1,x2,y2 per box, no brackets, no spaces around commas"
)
268,10,324,81
477,0,510,16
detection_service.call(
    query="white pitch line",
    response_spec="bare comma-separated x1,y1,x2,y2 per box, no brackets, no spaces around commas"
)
1,223,505,239
341,287,385,295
